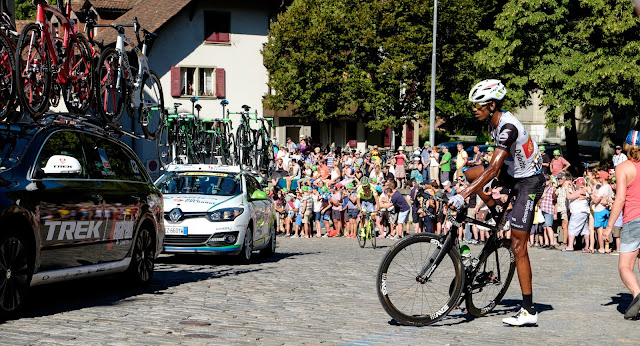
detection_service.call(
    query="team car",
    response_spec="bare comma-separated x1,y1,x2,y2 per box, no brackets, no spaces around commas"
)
156,164,276,261
0,116,164,319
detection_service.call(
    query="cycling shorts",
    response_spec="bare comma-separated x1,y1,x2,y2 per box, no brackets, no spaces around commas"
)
361,199,375,214
504,174,545,232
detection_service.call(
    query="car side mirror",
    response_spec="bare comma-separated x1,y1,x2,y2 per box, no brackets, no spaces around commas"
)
250,190,268,200
42,155,83,175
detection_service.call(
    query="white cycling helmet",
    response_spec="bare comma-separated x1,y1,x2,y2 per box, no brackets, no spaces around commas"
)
468,79,507,103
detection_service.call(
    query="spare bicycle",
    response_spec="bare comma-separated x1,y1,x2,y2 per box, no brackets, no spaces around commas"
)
0,0,17,120
376,192,516,326
95,16,164,139
16,0,94,117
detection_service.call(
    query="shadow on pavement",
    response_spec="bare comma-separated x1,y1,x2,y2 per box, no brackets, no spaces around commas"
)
603,293,633,314
157,251,317,265
17,262,268,320
387,299,554,327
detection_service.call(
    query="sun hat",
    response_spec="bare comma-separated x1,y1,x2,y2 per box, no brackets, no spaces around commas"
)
320,186,328,193
398,146,404,151
371,177,377,183
347,183,355,189
553,149,561,156
414,156,420,161
598,171,609,180
302,186,309,192
487,147,494,152
539,145,546,151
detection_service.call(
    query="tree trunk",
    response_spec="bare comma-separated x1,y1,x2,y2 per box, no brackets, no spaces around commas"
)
564,110,582,177
600,110,615,168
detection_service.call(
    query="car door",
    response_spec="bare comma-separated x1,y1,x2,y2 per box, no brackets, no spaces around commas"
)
245,174,267,246
34,130,104,271
82,134,143,263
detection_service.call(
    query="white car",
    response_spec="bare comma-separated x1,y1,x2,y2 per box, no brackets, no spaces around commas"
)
155,164,275,261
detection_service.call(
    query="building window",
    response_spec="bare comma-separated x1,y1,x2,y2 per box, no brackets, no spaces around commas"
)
204,11,230,43
171,66,225,98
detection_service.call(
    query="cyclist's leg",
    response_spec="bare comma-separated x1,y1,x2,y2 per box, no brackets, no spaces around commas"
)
506,174,545,315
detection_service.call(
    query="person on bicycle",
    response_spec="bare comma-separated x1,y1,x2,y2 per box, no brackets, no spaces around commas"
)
447,79,545,326
356,177,380,232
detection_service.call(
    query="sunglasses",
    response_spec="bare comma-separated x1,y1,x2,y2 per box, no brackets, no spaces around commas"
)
473,102,490,109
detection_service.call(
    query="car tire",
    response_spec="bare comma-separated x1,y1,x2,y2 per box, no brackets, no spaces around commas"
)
0,229,32,320
238,228,253,263
126,228,155,286
260,224,276,257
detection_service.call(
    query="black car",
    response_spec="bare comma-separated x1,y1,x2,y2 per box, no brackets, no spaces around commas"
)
0,116,164,318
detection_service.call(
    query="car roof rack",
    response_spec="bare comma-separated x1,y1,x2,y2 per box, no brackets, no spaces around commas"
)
21,112,148,140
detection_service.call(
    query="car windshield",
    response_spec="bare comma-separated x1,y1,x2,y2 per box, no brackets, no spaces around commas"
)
0,125,36,172
155,172,241,196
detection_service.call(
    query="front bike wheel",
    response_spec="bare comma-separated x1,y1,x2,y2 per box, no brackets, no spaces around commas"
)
377,233,464,326
140,71,165,140
465,238,515,317
357,224,366,248
156,123,173,168
63,33,93,113
15,22,51,118
96,47,126,125
0,33,16,120
370,222,377,249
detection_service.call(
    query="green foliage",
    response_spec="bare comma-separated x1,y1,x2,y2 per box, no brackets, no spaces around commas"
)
262,0,506,131
475,0,640,129
15,0,59,20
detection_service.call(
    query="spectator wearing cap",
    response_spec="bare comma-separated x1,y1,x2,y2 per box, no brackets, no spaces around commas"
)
454,143,468,180
592,170,614,253
554,172,571,248
539,146,552,176
394,147,408,189
565,177,591,251
550,149,571,177
370,145,382,165
613,145,628,167
429,145,440,184
483,146,494,166
604,130,640,319
439,146,452,184
421,142,432,183
410,157,423,185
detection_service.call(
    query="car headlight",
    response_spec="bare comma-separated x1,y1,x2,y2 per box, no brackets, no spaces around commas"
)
206,208,244,222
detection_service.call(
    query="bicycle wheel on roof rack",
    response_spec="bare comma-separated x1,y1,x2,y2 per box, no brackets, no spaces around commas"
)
63,33,93,114
15,22,51,118
96,48,126,125
0,32,16,121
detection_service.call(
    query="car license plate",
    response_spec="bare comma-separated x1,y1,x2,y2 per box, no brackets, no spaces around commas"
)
166,226,187,235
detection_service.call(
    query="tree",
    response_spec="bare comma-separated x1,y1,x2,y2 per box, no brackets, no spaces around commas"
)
263,0,505,134
475,0,640,169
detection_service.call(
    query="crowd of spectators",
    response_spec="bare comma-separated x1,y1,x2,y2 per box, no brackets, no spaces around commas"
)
268,135,627,253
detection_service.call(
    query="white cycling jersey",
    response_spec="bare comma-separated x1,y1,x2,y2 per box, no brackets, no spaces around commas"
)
491,111,543,179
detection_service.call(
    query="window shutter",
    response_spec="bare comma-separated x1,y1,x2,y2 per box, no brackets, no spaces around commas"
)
405,122,414,146
215,68,226,98
205,32,230,43
170,66,181,97
383,126,391,147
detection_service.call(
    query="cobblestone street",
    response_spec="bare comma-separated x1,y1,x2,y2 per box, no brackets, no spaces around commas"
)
1,237,639,345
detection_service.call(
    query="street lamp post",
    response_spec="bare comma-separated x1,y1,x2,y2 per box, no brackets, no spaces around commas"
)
429,0,438,147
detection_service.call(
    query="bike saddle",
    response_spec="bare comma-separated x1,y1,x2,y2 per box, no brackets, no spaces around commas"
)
241,105,251,111
220,99,229,106
174,103,182,108
195,104,202,111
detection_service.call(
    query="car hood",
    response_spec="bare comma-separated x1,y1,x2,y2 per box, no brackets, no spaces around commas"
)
163,194,243,212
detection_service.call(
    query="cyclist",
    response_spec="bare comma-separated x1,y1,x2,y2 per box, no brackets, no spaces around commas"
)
447,79,544,326
356,176,380,232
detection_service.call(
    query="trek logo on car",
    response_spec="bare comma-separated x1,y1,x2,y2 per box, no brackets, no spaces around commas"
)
45,220,102,240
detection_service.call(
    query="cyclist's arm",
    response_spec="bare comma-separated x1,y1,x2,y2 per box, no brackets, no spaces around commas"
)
458,148,509,206
356,196,362,211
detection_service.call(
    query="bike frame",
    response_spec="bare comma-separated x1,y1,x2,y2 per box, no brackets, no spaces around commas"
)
416,190,515,285
33,1,78,84
114,31,150,108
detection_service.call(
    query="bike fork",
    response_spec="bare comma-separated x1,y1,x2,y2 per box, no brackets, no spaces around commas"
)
416,233,456,284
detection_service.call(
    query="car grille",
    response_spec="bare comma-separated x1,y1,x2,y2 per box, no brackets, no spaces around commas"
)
164,235,211,246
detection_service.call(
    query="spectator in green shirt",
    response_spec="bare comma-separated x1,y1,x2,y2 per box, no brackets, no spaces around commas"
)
439,146,452,184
